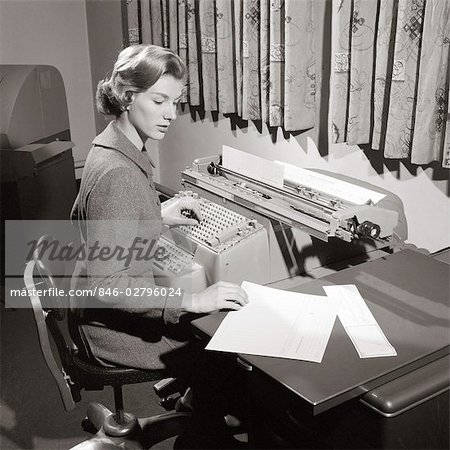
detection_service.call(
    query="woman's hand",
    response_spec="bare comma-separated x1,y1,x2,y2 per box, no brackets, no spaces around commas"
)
161,195,202,227
183,281,249,314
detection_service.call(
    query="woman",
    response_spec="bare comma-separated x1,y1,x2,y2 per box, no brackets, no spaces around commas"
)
70,45,248,379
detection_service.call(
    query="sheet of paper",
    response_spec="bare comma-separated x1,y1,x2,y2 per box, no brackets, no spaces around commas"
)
324,285,397,358
275,161,386,205
206,281,340,363
222,145,285,189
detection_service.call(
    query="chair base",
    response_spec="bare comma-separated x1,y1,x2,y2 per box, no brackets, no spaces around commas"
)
70,402,191,450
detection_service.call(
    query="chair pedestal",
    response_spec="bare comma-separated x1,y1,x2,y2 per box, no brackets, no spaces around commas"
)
72,402,191,449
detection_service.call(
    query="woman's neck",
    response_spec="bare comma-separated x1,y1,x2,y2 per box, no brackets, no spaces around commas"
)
115,112,147,150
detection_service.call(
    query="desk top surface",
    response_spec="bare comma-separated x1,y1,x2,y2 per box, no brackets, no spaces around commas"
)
192,250,450,415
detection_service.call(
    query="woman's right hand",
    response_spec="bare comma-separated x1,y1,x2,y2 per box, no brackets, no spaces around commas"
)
183,281,249,314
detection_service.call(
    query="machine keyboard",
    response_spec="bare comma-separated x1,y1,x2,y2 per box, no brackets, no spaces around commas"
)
153,237,194,275
178,197,248,245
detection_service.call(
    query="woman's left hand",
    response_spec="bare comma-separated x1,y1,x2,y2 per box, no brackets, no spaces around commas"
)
161,195,202,227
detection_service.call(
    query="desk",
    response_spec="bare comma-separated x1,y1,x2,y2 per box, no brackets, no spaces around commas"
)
192,250,450,448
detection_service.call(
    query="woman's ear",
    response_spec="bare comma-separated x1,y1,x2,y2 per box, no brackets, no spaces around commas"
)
125,90,135,105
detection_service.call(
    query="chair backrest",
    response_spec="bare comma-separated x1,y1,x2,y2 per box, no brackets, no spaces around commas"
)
25,236,169,420
24,235,76,411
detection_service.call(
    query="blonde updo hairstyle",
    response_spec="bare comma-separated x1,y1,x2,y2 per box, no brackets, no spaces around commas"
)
96,44,186,117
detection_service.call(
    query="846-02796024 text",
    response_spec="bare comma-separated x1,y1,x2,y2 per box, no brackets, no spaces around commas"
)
10,286,183,299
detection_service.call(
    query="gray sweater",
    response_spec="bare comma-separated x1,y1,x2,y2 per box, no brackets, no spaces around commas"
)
70,121,186,370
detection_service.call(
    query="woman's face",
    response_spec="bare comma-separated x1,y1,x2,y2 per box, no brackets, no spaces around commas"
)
128,75,184,141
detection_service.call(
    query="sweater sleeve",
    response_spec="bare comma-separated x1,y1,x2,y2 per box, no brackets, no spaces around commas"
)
85,166,183,324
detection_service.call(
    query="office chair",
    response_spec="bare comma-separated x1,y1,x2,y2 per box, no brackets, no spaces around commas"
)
24,235,191,449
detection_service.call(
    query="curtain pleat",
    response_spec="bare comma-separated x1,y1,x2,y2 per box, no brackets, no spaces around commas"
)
168,0,178,52
127,0,140,45
199,0,218,111
150,0,163,46
284,0,315,131
410,0,450,164
260,0,270,123
384,0,425,158
242,0,261,120
372,0,396,150
161,0,169,47
234,0,243,116
331,0,352,144
178,0,188,103
269,1,284,127
186,0,201,105
216,0,236,113
444,84,450,168
347,0,377,145
140,0,152,44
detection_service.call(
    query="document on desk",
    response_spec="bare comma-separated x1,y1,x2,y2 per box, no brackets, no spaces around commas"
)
206,282,340,363
324,285,397,358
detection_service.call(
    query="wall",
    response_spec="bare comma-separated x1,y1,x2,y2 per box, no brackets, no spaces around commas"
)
0,0,96,172
158,0,449,253
0,0,159,176
85,0,124,135
83,0,161,173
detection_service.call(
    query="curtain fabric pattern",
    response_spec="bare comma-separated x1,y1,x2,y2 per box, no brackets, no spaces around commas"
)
216,0,236,113
444,84,450,168
384,0,425,159
284,0,316,131
410,0,450,164
260,0,270,123
199,0,218,111
347,0,377,146
243,0,261,120
177,0,188,102
331,0,450,166
268,0,283,127
372,0,396,151
127,0,140,45
186,0,201,105
127,0,316,132
331,0,352,144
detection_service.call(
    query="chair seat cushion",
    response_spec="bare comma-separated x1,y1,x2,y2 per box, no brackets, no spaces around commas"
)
71,353,165,387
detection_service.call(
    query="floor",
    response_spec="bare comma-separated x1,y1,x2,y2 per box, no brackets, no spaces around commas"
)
0,304,177,450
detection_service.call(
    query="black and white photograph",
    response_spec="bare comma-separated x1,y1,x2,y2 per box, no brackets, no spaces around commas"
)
0,0,449,449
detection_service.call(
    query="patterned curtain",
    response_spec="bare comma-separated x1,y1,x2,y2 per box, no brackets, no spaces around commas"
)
331,0,450,167
125,0,316,132
444,85,450,167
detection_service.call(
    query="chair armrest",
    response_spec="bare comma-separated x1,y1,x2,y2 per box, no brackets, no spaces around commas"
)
153,377,185,398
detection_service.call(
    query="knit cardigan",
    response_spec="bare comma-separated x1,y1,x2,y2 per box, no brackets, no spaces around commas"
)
70,121,186,370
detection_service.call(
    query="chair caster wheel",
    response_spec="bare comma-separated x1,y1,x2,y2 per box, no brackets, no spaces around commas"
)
81,418,97,434
159,393,181,411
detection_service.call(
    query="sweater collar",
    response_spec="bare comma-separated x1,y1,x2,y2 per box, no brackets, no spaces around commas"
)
92,121,156,175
